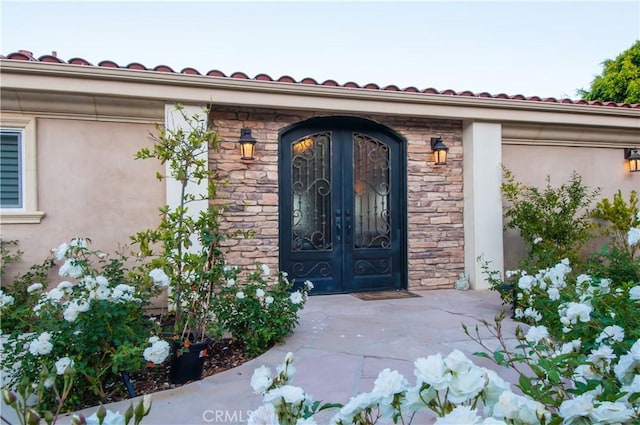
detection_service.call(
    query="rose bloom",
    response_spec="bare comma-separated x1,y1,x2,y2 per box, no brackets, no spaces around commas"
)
55,357,74,375
236,291,245,299
289,291,303,304
435,405,481,425
414,353,452,390
263,385,305,406
629,285,640,301
372,368,408,403
247,403,278,425
525,325,549,344
250,365,272,394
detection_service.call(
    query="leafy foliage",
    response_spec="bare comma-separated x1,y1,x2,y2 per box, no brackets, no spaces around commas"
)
579,40,640,104
502,168,599,271
213,267,311,356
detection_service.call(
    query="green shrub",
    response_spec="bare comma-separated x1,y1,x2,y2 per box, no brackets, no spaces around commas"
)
213,266,312,357
502,168,599,272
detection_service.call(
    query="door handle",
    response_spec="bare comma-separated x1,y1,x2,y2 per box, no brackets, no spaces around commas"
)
335,209,341,242
345,209,352,243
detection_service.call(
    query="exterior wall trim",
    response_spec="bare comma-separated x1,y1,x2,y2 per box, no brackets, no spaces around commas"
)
2,61,639,129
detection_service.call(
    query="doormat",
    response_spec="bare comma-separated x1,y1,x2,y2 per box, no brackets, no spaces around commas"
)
351,290,421,301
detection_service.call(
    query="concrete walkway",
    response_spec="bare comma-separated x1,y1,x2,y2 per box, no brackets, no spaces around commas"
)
56,289,519,425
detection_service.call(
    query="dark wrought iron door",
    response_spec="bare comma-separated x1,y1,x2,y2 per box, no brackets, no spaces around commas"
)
279,118,405,293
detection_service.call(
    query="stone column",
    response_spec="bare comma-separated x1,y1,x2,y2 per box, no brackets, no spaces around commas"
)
463,121,503,290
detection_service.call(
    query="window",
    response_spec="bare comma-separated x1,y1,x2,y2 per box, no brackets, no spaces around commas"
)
0,114,44,224
1,129,23,208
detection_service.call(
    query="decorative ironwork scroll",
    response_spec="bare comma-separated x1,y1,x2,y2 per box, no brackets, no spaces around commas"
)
291,133,332,251
353,133,391,249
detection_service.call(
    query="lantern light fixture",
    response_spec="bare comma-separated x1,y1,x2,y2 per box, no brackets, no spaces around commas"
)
625,148,640,173
430,137,449,165
239,128,257,160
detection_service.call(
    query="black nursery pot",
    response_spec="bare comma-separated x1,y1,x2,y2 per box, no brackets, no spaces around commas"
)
169,340,208,384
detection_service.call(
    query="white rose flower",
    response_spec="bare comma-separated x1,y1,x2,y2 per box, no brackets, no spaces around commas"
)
304,280,314,290
58,259,83,278
493,391,550,425
629,285,640,301
226,278,235,287
95,285,111,301
614,353,637,384
559,393,593,423
95,275,109,286
547,287,560,301
596,325,625,344
263,385,305,406
55,357,74,375
562,302,592,323
532,237,543,244
236,291,245,299
588,345,616,370
447,364,486,404
148,336,159,344
372,368,408,405
27,282,44,293
250,365,273,394
414,353,452,390
29,332,53,356
518,275,536,291
627,227,640,246
444,349,473,374
264,296,274,305
149,268,170,287
525,325,549,344
63,302,80,322
53,242,69,260
332,392,379,424
261,264,270,277
589,401,634,424
0,290,15,308
435,405,481,425
247,403,279,425
143,339,170,365
256,288,265,298
289,291,303,305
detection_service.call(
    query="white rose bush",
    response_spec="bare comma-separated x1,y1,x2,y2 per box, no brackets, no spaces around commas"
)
213,265,313,356
1,238,167,413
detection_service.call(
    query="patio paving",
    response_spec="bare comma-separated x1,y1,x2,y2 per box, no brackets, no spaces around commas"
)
46,289,520,424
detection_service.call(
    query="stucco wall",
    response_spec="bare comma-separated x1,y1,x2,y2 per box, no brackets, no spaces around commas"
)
209,106,464,290
2,118,164,278
502,144,640,270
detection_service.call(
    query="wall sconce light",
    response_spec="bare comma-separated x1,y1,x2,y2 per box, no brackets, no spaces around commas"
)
430,137,449,165
625,148,640,172
239,128,257,160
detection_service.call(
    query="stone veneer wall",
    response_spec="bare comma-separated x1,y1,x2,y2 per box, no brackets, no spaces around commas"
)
209,106,463,290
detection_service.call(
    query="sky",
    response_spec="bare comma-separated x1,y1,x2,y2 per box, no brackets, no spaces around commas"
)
1,1,639,100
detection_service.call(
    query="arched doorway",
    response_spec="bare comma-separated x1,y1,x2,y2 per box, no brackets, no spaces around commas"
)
279,116,407,293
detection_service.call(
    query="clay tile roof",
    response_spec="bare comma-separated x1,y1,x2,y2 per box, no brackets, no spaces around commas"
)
277,75,296,83
2,50,639,109
230,71,249,79
126,62,147,70
180,67,200,75
207,70,226,77
97,60,119,68
68,57,92,66
38,54,64,63
154,65,174,73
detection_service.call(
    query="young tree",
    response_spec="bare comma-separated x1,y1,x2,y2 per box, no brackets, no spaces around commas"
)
579,40,640,104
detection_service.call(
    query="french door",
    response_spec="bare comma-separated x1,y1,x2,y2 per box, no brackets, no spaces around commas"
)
279,117,406,293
